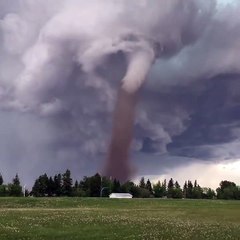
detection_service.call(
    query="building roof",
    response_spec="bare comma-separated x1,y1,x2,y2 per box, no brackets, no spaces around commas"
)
109,193,133,198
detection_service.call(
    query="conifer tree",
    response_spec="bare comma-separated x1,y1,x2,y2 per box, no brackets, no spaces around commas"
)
153,181,164,198
13,174,20,186
112,179,121,193
146,179,153,194
47,176,54,196
139,177,146,189
162,179,167,197
183,181,187,198
32,179,41,197
167,178,174,198
0,174,3,185
62,169,73,196
74,180,79,189
9,174,23,196
54,174,62,196
187,180,193,198
89,173,101,197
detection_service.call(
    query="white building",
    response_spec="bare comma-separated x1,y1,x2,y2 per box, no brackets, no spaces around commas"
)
109,193,133,198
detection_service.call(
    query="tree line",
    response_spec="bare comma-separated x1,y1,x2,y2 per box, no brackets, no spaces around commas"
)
0,171,240,200
0,173,23,196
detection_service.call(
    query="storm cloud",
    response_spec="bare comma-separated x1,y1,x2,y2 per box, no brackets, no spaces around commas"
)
0,0,240,186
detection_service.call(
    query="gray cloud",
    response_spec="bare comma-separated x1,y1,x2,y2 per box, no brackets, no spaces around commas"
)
1,0,240,185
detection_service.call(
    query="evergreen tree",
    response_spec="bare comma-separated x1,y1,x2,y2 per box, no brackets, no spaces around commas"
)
39,174,49,196
47,177,55,196
9,174,23,196
74,180,79,189
62,169,73,196
0,174,3,185
139,177,146,189
183,181,187,198
167,178,174,198
89,173,101,197
172,181,183,199
153,181,164,198
13,174,20,186
0,185,7,197
54,174,62,196
139,187,151,198
146,179,153,194
162,179,167,197
175,181,181,189
202,188,216,199
79,176,90,196
194,180,198,188
72,180,86,197
192,181,203,199
24,189,30,197
120,181,134,194
32,179,41,197
186,180,193,198
112,179,121,193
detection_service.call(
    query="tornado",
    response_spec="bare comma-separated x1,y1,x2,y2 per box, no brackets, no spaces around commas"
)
105,48,155,182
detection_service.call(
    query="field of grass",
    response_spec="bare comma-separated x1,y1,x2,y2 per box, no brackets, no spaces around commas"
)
0,198,239,240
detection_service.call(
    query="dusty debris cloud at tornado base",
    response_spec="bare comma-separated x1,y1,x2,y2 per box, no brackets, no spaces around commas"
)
0,0,224,182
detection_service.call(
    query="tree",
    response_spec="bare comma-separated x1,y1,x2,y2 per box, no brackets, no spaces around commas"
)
54,174,62,196
186,180,193,198
31,173,49,197
121,181,134,194
233,186,240,200
79,176,90,197
216,180,237,200
39,174,49,196
167,178,174,198
219,180,236,190
47,177,55,196
74,180,79,189
9,174,23,196
202,188,216,199
162,179,167,197
129,184,141,198
62,169,73,196
183,181,187,198
139,177,146,189
72,180,86,197
169,181,183,199
153,181,164,198
25,189,30,197
192,180,203,199
146,179,153,194
13,174,20,186
175,181,180,189
139,187,151,198
0,185,8,197
89,173,101,197
32,179,41,197
112,179,121,193
0,174,3,185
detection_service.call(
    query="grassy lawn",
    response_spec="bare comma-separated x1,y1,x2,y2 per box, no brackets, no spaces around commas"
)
0,198,240,239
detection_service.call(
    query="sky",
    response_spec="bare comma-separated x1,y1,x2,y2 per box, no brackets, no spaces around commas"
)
0,0,240,189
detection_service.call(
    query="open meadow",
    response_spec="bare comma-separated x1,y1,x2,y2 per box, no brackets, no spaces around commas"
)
0,198,240,240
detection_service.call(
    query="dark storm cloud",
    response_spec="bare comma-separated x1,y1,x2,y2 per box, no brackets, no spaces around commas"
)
0,0,240,185
141,73,240,161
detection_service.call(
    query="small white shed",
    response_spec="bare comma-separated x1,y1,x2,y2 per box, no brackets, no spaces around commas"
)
109,193,133,199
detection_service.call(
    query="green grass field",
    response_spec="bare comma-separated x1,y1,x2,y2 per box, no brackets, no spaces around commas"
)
0,198,240,240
